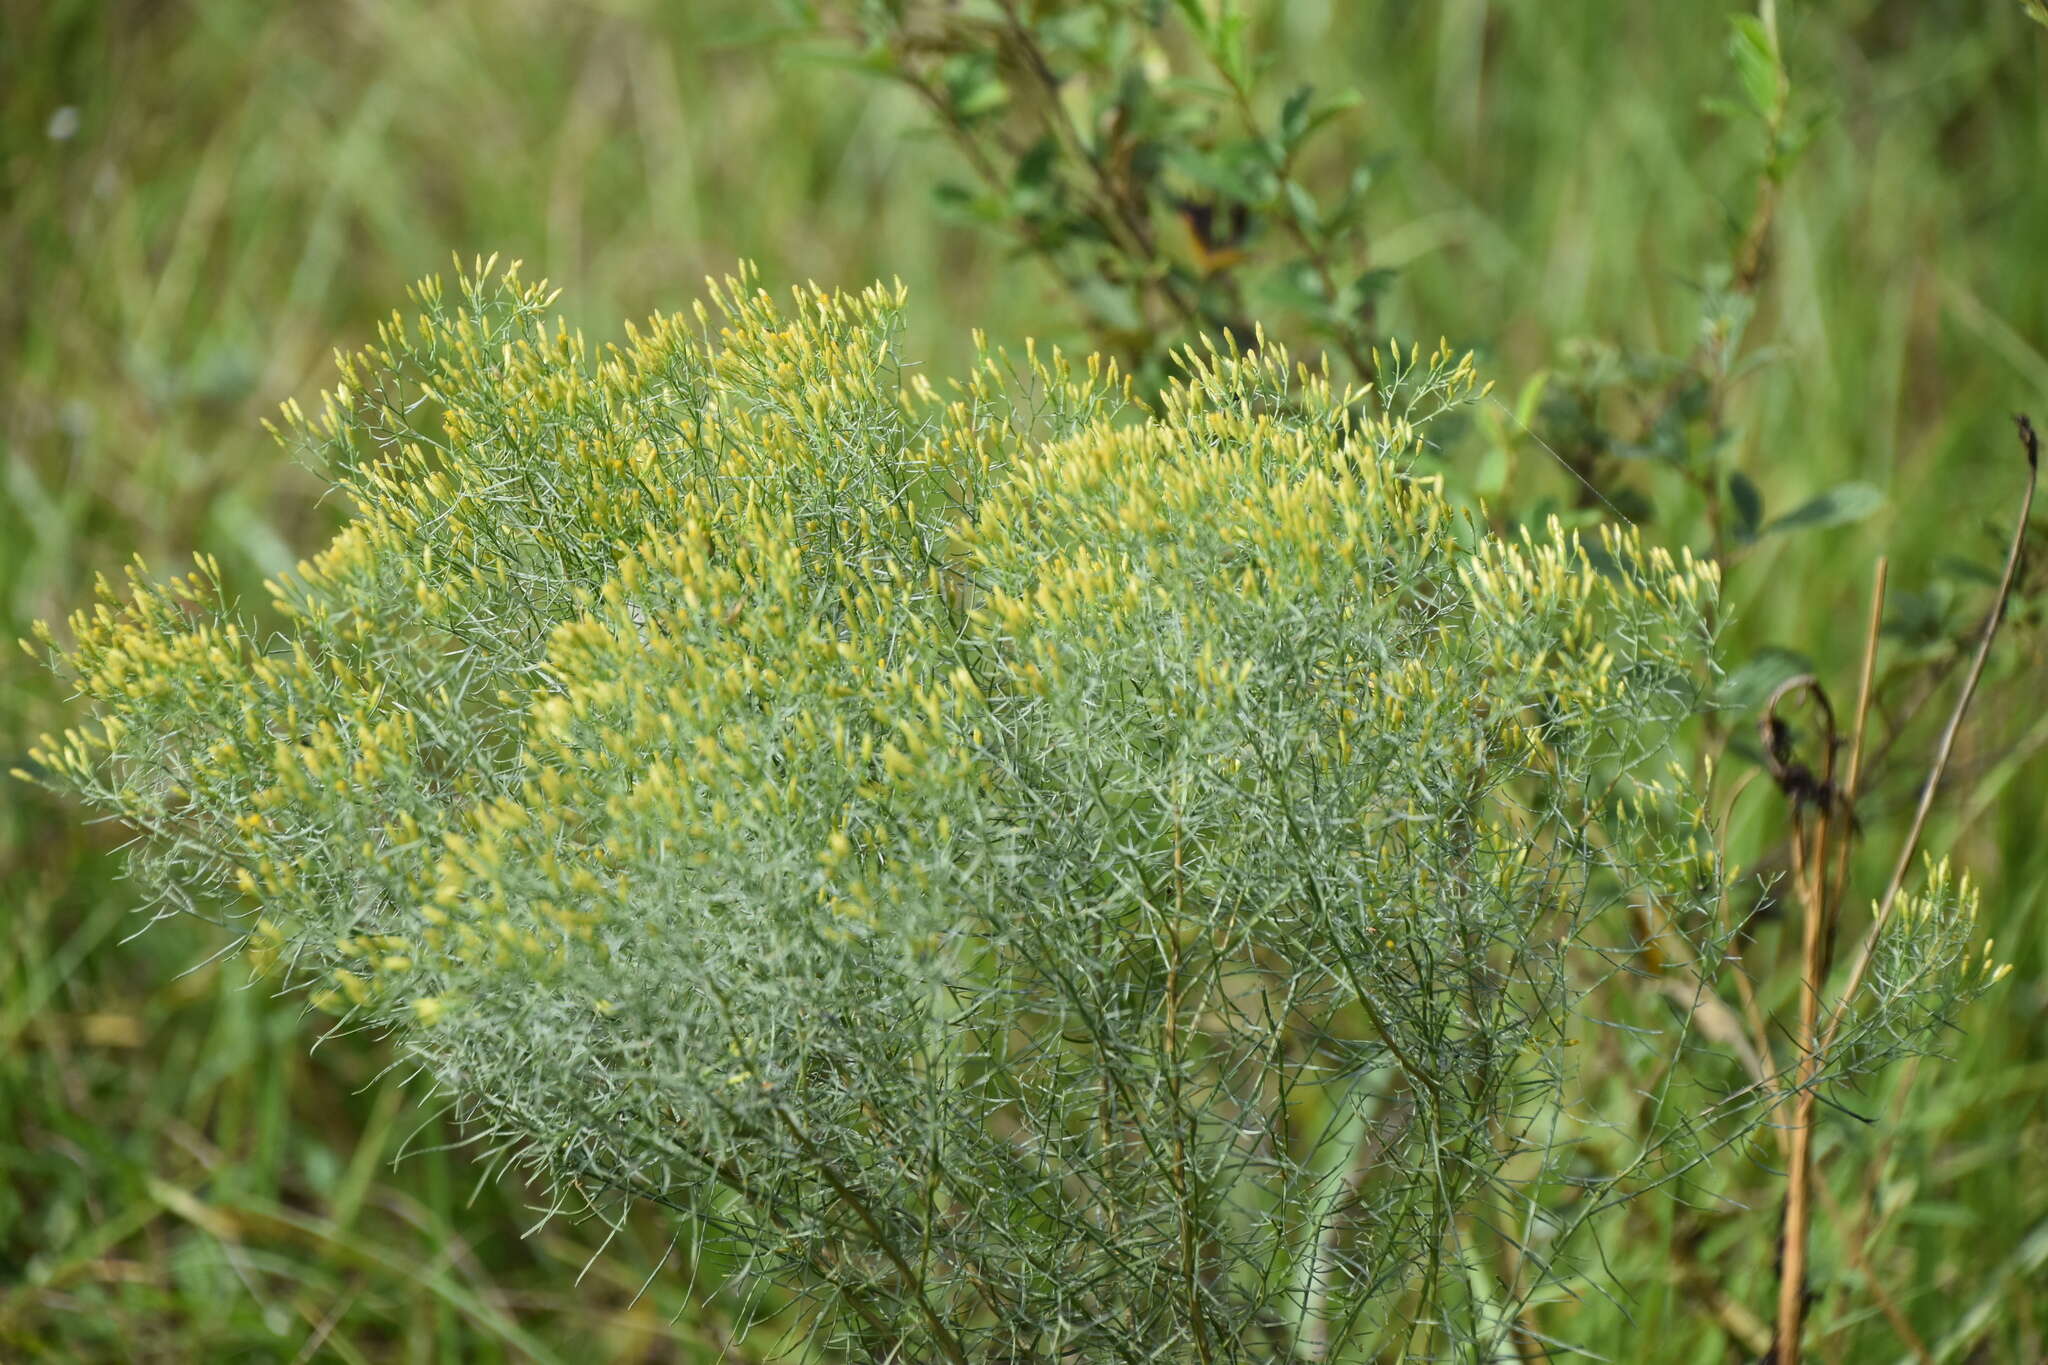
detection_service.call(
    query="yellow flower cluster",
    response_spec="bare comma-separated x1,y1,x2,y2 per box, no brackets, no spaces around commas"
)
15,266,1745,1257
26,262,1726,1022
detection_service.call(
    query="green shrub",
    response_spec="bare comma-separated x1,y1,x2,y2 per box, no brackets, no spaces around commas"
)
21,263,1997,1360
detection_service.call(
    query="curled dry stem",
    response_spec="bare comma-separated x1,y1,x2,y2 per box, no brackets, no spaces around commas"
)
1773,414,2038,1364
1762,670,1841,1365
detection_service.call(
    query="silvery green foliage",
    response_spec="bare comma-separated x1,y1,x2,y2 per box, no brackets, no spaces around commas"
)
27,265,1998,1361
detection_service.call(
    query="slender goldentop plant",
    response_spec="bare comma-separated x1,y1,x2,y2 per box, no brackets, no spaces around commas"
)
21,263,2000,1361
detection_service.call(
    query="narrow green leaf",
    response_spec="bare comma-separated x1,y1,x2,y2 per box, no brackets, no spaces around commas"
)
1512,370,1550,429
1280,85,1314,148
1474,445,1509,498
1728,15,1782,121
1283,179,1320,234
1214,0,1250,87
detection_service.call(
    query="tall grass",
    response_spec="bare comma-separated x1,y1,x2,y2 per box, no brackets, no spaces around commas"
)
3,0,2043,1358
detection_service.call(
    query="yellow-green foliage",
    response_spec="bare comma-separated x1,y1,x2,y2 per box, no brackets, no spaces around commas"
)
26,262,1972,1359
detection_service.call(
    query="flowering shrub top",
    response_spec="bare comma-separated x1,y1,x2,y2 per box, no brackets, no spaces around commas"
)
30,265,1975,1359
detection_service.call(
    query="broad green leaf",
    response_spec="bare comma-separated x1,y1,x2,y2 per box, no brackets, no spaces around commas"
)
1169,145,1270,206
1729,470,1764,541
1073,276,1144,333
1883,585,1958,650
1934,554,2001,588
1255,260,1327,315
1762,481,1884,535
940,53,1009,121
1349,266,1395,303
931,182,1004,227
1718,646,1814,710
1013,137,1058,191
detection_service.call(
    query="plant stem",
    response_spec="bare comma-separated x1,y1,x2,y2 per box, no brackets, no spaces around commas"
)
1162,816,1217,1365
772,1105,973,1365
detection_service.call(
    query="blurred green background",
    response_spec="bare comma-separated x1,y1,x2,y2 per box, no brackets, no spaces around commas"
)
3,0,2044,1359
